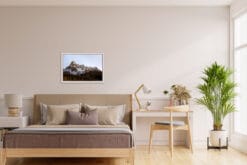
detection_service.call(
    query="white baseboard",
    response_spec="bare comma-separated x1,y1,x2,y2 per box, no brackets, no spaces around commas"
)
230,134,247,154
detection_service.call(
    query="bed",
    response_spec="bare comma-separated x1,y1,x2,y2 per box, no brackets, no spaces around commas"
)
1,94,134,165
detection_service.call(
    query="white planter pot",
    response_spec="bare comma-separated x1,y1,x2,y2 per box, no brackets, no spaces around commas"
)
209,130,227,146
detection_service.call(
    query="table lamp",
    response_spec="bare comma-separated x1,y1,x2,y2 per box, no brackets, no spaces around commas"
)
134,84,151,111
4,94,23,117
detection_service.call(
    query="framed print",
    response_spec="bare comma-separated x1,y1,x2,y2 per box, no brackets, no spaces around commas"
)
61,53,103,83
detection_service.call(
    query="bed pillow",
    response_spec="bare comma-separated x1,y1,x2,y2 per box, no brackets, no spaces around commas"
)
65,109,98,125
40,103,81,124
82,104,126,125
98,108,119,125
46,104,80,125
40,103,48,124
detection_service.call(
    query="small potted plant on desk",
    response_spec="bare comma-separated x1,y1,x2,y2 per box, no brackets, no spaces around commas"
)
197,62,236,149
164,84,191,105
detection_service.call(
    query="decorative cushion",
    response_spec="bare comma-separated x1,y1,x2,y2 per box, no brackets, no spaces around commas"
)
65,109,98,125
98,108,119,125
155,121,185,126
46,104,80,125
40,103,48,124
82,104,126,125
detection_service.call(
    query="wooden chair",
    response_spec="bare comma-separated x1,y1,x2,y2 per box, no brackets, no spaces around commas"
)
148,105,193,157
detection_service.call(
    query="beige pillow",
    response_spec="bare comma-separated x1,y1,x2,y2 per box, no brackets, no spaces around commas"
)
86,104,126,125
46,104,80,125
98,108,119,125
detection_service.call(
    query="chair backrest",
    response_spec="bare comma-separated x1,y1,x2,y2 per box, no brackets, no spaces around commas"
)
164,105,190,125
164,105,190,112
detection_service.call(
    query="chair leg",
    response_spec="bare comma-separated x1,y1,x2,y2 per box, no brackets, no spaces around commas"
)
188,128,193,153
169,128,173,158
149,125,154,153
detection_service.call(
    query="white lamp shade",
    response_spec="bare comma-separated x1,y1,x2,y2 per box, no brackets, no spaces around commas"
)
4,94,23,108
142,85,151,94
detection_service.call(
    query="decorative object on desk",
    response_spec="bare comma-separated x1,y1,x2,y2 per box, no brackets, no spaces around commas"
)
197,62,236,147
134,84,151,111
61,53,103,83
144,101,152,110
4,94,23,117
163,84,191,105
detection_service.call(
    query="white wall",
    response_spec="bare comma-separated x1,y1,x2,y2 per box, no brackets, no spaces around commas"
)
0,7,229,145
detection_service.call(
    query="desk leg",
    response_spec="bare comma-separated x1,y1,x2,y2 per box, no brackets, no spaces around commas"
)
132,114,136,146
186,115,193,150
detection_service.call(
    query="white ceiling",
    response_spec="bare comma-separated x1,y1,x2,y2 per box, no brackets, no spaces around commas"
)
0,0,233,6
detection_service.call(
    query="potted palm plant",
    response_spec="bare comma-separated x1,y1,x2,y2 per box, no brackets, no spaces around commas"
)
197,62,236,146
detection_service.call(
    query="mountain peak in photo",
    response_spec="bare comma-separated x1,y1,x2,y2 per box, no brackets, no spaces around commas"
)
63,61,102,81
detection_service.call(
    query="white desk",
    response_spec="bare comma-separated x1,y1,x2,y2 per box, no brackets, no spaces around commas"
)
132,110,193,144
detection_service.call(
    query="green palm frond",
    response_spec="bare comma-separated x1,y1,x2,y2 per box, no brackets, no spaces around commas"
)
196,62,237,130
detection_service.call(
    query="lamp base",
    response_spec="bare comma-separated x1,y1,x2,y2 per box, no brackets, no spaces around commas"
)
8,108,20,117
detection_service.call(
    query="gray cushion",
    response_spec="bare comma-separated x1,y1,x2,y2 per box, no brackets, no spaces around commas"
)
155,121,185,126
65,109,98,125
40,103,48,124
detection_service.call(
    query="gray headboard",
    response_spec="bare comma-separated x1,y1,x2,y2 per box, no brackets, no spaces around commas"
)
33,94,133,128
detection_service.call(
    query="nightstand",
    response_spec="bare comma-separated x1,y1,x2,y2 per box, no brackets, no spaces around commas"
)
0,116,29,128
0,116,29,141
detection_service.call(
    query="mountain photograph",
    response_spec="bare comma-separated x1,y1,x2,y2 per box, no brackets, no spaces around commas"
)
62,54,103,82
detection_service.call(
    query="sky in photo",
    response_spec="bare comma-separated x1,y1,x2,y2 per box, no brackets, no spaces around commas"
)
63,54,103,71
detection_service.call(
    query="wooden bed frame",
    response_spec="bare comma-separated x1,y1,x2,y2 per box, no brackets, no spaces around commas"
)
1,94,135,165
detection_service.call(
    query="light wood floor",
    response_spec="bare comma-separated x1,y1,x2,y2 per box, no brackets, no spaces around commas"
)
3,146,247,165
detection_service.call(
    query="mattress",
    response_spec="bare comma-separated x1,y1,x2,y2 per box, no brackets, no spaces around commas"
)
4,125,133,148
